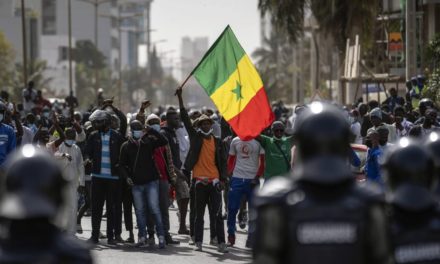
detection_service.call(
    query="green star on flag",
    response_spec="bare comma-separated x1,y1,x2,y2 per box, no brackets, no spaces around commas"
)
231,81,243,101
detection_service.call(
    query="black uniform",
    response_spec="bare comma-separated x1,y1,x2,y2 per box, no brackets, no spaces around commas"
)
0,145,93,263
253,102,392,264
385,137,440,264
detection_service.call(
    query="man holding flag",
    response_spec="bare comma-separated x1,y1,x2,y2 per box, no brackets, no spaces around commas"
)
175,25,274,252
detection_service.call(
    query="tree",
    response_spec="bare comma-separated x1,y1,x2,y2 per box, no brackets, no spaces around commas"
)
258,0,379,52
73,40,106,70
11,60,52,101
253,31,296,100
0,31,15,92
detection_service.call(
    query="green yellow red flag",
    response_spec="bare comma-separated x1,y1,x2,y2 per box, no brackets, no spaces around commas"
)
191,25,274,140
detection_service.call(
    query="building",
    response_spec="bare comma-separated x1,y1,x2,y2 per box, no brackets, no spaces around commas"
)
180,36,210,106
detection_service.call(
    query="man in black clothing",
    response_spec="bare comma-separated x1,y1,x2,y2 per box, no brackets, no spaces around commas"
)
84,110,124,245
119,120,169,249
161,109,191,235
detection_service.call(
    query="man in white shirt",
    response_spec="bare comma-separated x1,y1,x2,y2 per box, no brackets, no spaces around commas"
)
54,128,85,235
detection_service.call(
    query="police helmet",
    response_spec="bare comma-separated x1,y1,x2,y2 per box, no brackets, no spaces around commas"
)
383,138,436,210
293,102,352,161
419,98,434,111
0,145,67,219
293,102,353,184
425,132,440,181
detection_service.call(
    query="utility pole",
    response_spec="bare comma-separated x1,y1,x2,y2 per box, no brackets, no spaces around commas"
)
406,0,417,80
68,0,73,97
21,0,28,87
145,0,152,93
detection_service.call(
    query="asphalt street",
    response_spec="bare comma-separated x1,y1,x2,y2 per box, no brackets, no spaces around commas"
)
76,203,252,264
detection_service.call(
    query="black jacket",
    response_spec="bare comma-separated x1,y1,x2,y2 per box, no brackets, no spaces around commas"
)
160,126,182,169
119,129,168,185
84,129,124,178
180,107,226,182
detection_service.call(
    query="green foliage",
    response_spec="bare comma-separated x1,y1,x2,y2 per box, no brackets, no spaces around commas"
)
11,60,52,101
422,68,440,105
74,40,107,70
0,31,15,92
258,0,379,52
425,33,440,70
253,31,295,101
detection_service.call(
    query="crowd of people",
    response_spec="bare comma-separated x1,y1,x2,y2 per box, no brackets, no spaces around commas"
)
0,74,440,263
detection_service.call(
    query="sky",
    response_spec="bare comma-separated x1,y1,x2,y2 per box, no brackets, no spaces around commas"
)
151,0,262,80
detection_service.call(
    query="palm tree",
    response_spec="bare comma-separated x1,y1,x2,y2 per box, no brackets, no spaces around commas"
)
258,0,379,52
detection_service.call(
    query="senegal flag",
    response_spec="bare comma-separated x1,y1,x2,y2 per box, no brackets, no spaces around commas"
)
191,25,274,140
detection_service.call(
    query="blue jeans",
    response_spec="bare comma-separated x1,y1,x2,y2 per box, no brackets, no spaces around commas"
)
227,177,253,235
131,180,164,239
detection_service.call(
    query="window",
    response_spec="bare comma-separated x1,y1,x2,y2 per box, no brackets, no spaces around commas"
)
42,0,56,35
59,46,68,61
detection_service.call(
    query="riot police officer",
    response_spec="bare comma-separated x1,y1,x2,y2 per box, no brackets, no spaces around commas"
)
253,102,392,264
0,144,93,263
384,137,440,264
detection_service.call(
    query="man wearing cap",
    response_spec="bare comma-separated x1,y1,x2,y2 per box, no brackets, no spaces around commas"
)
258,121,293,181
176,88,228,253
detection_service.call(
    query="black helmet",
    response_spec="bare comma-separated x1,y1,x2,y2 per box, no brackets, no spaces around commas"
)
425,132,440,180
293,102,352,161
89,109,111,130
419,98,434,115
293,102,353,184
383,138,436,211
0,145,67,219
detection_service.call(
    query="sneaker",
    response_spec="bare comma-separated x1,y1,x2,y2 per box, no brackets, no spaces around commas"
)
194,242,202,251
209,237,218,246
166,235,180,245
107,239,117,245
148,235,156,246
217,243,229,253
239,219,247,230
245,239,252,249
178,228,190,235
227,234,235,247
135,237,147,248
189,236,195,245
115,235,124,243
125,232,135,243
87,237,99,244
158,236,165,249
76,224,83,234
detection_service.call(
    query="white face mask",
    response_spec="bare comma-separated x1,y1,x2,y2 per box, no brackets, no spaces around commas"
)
132,130,143,139
0,114,4,122
198,128,213,136
151,124,161,132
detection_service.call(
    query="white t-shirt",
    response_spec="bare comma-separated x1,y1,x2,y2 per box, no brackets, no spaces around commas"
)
350,122,362,144
229,137,264,179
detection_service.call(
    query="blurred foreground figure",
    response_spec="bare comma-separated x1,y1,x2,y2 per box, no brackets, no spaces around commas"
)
384,137,440,264
0,145,92,263
253,102,392,264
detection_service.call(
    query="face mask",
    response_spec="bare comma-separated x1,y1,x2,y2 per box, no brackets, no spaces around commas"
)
151,124,161,132
65,139,76,146
0,114,4,122
43,112,50,118
132,130,142,139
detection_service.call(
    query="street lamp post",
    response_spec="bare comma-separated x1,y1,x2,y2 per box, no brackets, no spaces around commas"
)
76,0,111,91
68,0,73,97
21,0,28,87
100,11,143,107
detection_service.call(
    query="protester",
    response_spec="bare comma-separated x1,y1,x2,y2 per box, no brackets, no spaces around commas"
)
22,81,37,113
85,109,124,245
226,136,264,247
54,127,85,234
258,121,293,180
119,120,169,248
176,87,228,253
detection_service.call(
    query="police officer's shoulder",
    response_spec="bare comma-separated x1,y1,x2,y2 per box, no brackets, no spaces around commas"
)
355,181,386,203
255,176,295,207
55,234,93,263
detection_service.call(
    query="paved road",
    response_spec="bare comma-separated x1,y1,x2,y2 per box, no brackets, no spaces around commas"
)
76,204,252,264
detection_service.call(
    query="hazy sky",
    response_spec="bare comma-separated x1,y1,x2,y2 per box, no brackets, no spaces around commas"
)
151,0,261,77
